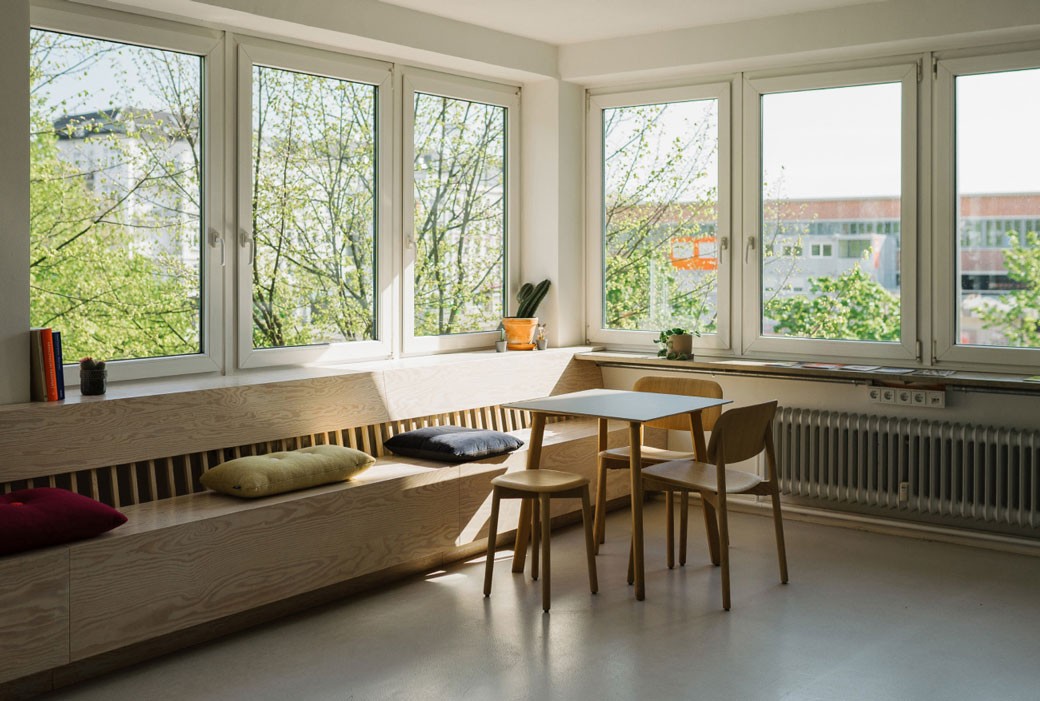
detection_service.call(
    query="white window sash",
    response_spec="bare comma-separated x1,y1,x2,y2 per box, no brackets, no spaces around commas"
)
401,67,520,356
741,63,919,362
585,81,733,352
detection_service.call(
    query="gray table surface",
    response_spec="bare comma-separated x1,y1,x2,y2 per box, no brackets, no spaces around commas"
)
504,388,731,422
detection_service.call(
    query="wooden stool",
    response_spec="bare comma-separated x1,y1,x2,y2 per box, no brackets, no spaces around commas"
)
483,469,598,612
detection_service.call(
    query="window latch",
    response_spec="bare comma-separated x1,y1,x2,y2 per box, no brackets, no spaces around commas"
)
744,236,756,263
239,228,255,265
208,228,225,267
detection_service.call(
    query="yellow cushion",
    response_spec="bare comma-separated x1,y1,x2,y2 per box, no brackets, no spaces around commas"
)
200,445,375,498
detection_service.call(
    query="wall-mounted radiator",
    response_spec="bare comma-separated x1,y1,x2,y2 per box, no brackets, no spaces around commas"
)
774,407,1040,537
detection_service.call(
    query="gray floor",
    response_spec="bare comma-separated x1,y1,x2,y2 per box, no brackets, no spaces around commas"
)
43,501,1040,701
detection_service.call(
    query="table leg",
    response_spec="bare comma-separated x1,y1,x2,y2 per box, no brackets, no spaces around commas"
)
689,410,720,564
512,412,546,573
629,421,645,600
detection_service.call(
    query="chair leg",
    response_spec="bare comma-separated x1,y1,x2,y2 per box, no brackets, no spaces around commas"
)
770,489,789,584
626,535,634,586
483,489,501,597
580,486,598,594
531,497,541,582
717,496,731,611
665,489,675,569
540,493,552,612
702,497,721,567
593,457,608,550
679,490,689,567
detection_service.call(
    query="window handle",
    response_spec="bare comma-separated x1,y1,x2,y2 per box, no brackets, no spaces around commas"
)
239,228,255,265
207,228,225,267
745,236,756,263
719,236,729,256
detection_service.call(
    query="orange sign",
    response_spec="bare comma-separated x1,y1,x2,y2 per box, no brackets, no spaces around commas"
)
670,236,717,271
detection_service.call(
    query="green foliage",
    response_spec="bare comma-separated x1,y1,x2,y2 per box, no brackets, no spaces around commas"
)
977,231,1040,347
29,30,201,362
764,266,900,341
653,327,697,360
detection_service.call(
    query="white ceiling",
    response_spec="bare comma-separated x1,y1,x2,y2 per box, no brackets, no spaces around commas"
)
377,0,884,45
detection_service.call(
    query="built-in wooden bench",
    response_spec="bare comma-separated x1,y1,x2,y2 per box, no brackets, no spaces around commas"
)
0,349,663,695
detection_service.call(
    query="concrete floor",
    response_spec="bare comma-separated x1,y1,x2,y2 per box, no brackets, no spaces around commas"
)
42,501,1040,701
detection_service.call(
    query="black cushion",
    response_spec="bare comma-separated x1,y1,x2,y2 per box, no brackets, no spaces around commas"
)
384,426,524,463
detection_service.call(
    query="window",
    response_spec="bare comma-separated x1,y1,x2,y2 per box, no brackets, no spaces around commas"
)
237,41,392,367
29,20,221,377
744,64,917,359
587,83,731,349
935,51,1040,364
955,68,1040,349
403,70,518,354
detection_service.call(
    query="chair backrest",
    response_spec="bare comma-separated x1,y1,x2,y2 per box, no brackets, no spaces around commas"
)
706,400,778,465
634,376,724,432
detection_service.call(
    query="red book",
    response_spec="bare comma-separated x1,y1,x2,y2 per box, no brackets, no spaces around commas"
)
40,328,59,402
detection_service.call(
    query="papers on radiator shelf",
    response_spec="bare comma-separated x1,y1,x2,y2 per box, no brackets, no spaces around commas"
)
873,367,914,374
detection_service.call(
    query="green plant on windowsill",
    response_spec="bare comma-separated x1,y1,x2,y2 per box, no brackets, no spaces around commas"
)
654,327,700,360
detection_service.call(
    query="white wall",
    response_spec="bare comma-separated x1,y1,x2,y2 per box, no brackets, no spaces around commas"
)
0,0,30,405
561,0,1040,84
519,79,585,347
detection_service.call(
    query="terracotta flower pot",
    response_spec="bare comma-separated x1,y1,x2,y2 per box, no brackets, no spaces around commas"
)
501,317,538,350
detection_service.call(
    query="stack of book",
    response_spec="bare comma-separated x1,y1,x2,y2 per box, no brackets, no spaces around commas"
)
29,328,66,401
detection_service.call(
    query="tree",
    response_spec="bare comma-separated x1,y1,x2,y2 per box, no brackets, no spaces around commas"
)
412,93,506,336
250,66,377,349
765,266,900,341
602,101,720,334
29,30,202,361
977,230,1040,347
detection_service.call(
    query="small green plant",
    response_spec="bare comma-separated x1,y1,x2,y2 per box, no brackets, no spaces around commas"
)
515,279,551,318
654,327,698,360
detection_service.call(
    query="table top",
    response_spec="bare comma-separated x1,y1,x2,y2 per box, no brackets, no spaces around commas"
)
504,388,731,422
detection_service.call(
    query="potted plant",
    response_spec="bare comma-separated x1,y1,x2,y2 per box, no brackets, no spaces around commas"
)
654,327,698,360
502,279,550,350
495,324,508,352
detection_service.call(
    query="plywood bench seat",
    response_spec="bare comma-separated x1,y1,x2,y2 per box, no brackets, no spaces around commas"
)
0,350,664,694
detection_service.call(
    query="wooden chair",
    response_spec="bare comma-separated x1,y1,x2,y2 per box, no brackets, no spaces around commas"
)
483,470,598,612
594,376,724,568
640,400,788,610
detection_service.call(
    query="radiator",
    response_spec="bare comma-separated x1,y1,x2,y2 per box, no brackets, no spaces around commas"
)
774,407,1040,536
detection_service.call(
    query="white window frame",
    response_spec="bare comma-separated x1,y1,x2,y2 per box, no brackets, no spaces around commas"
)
31,1,225,383
934,48,1040,369
401,67,520,356
742,63,919,362
236,38,393,369
586,82,733,352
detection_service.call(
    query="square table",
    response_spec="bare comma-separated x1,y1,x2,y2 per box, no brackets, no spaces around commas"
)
504,388,731,600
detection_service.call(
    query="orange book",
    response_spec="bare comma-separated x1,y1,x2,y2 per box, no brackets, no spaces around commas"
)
40,328,58,402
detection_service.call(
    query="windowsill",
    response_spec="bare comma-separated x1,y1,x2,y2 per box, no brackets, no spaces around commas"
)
6,346,599,411
575,350,1040,393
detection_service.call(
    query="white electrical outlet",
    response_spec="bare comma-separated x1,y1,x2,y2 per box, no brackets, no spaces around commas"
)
927,390,946,408
868,387,882,402
912,391,926,406
881,388,895,404
896,390,912,405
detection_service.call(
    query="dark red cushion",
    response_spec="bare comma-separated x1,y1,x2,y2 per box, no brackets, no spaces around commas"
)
0,488,127,556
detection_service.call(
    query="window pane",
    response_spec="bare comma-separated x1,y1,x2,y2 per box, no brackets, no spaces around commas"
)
29,30,202,361
413,93,505,336
251,66,376,349
956,68,1040,348
602,99,719,333
761,83,902,342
